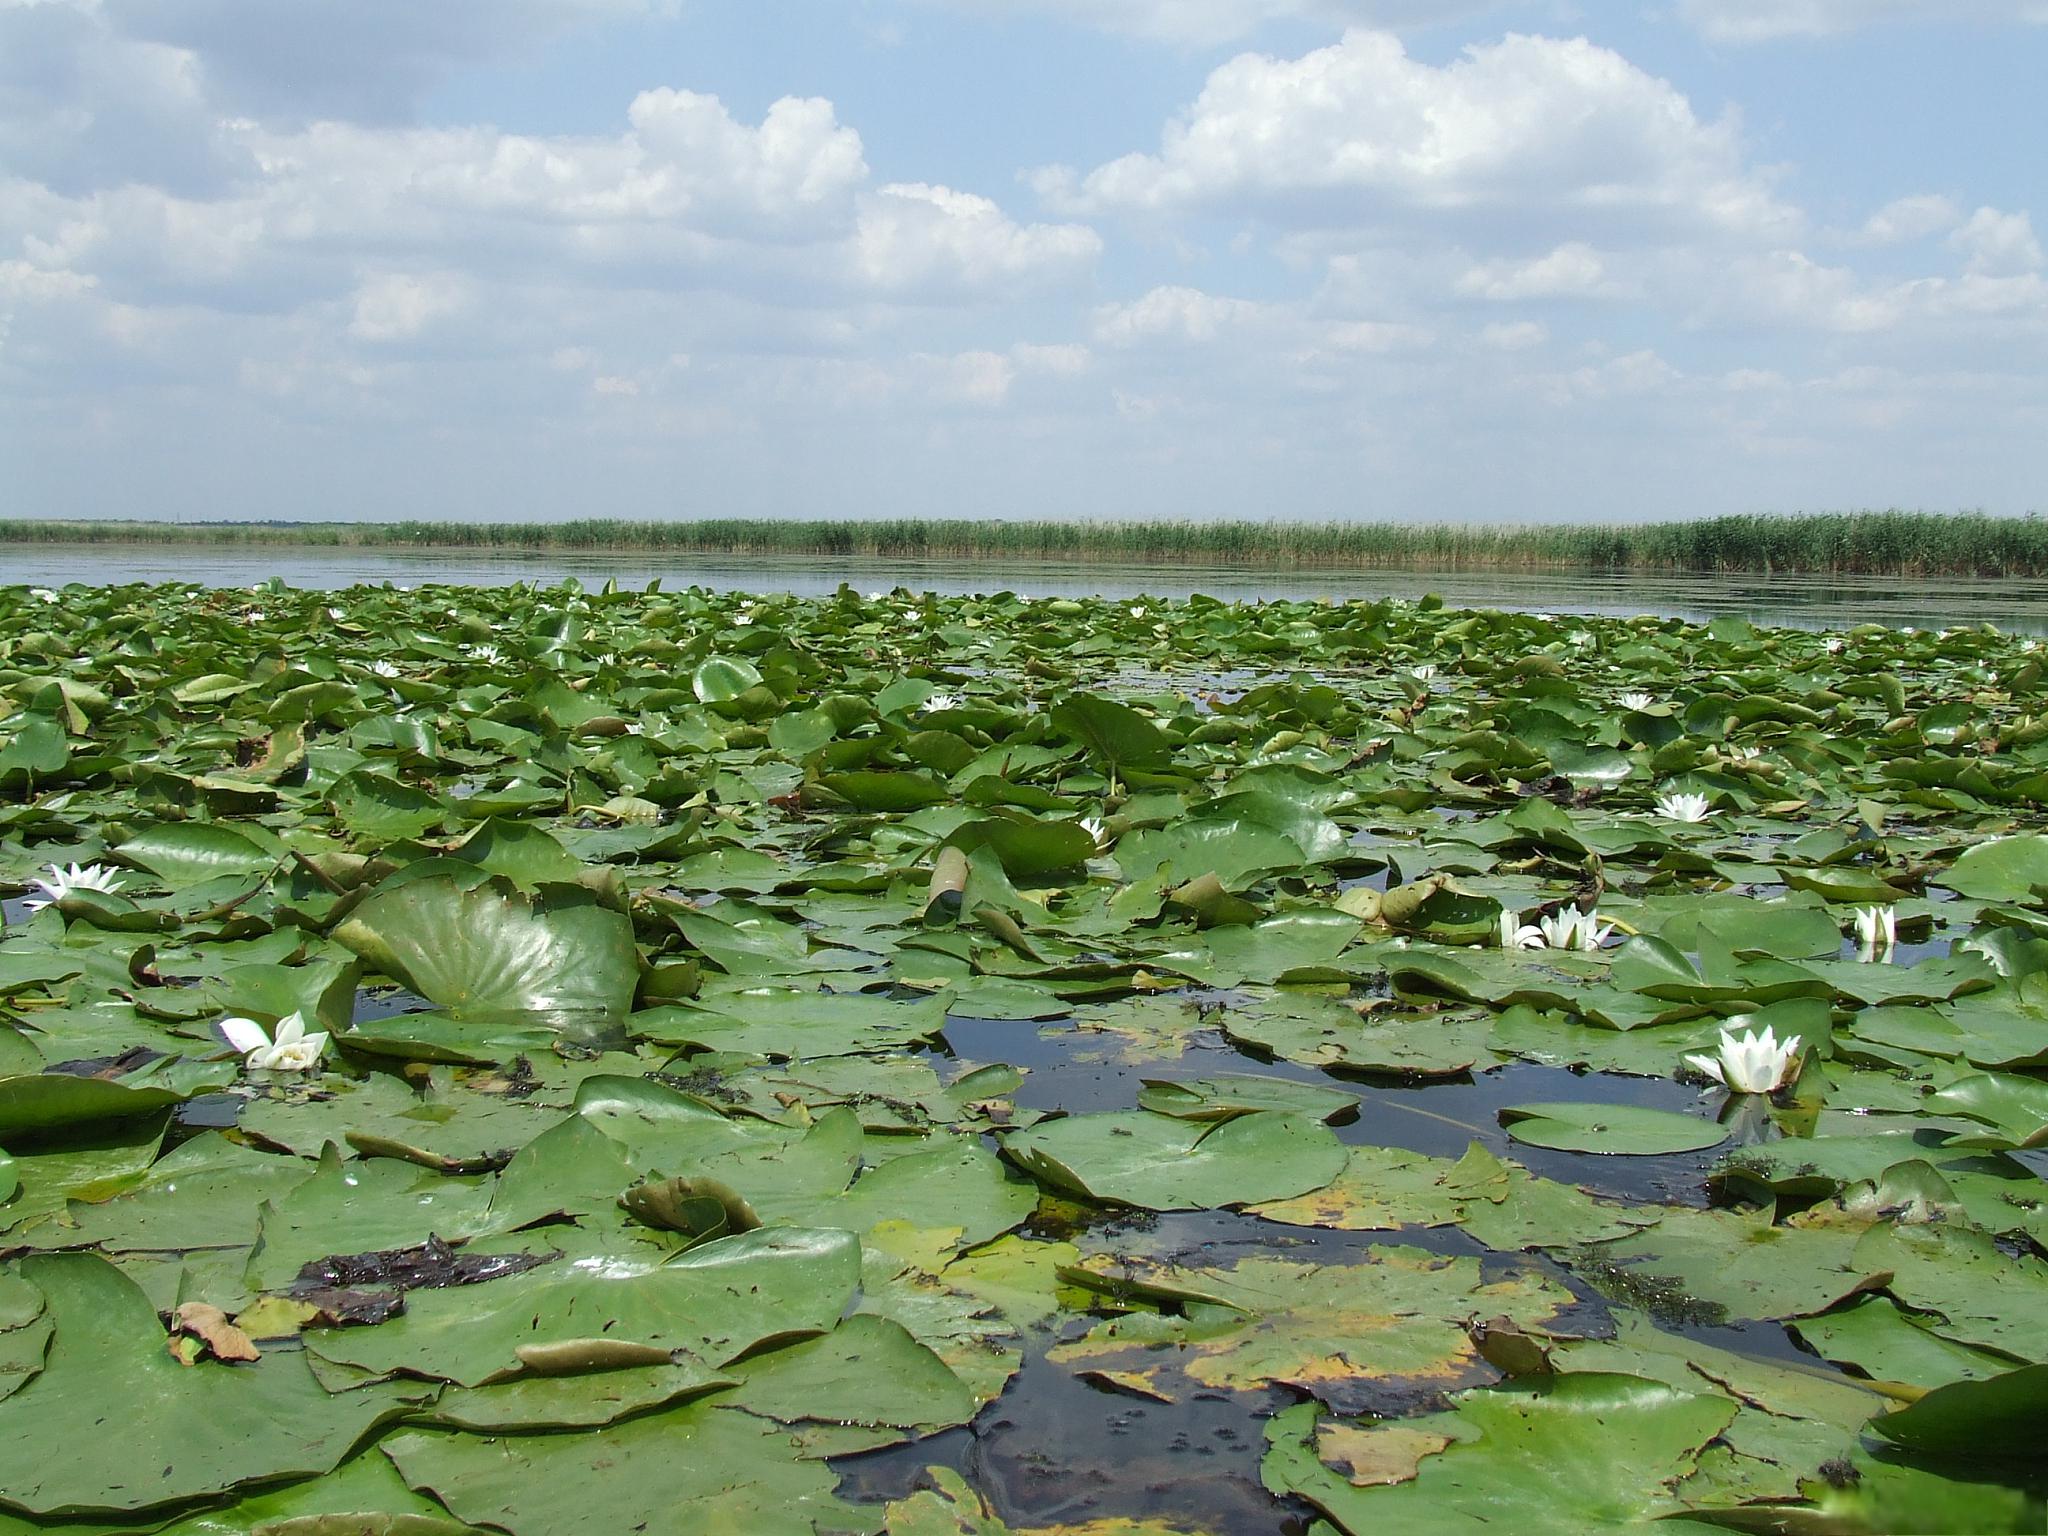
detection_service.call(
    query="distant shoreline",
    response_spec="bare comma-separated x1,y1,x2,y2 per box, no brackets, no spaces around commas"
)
3,511,2043,579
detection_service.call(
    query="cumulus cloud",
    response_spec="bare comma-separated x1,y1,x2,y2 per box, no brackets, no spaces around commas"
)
6,89,1095,319
1456,242,1615,300
100,0,669,122
1695,248,2048,336
1679,0,2048,43
1091,283,1433,375
1854,194,1960,246
1093,286,1270,346
917,0,1503,46
1479,319,1547,349
0,1,246,196
1033,30,1795,244
1013,341,1092,374
349,272,471,342
1321,319,1433,352
854,184,1100,296
5,0,2044,526
1948,207,2044,276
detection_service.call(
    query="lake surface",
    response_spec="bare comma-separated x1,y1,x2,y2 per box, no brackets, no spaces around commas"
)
10,542,2048,631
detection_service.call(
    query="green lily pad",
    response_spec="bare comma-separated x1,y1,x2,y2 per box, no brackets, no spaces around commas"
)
1135,1073,1360,1123
1261,1373,1738,1534
1055,1246,1577,1412
332,874,638,1016
0,1253,407,1517
1867,1363,2048,1464
307,1227,861,1387
1001,1109,1346,1210
1497,1101,1728,1155
0,1073,182,1142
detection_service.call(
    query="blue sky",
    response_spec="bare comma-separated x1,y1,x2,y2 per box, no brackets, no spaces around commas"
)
2,1,2042,525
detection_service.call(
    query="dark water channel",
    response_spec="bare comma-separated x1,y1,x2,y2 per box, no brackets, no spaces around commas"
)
866,1002,1841,1533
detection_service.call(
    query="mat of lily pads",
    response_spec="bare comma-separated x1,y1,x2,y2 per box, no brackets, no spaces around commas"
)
4,580,2048,1534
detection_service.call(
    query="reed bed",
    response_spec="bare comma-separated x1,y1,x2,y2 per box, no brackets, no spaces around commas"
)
3,512,2043,577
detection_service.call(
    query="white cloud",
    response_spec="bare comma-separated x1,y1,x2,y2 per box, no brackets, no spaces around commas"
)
1679,0,2048,43
1697,249,2048,336
100,0,670,121
1034,30,1795,242
7,90,1094,318
0,258,98,304
1480,319,1547,349
1854,194,1960,246
7,0,2044,527
1948,207,2044,277
0,1,244,195
625,90,869,230
1456,242,1614,300
854,183,1100,296
348,272,470,342
1093,285,1268,346
1540,348,1680,404
1013,341,1092,374
932,349,1017,405
1322,319,1432,352
916,0,1503,47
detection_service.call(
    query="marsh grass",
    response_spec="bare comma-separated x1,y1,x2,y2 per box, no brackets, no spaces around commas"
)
3,511,2043,576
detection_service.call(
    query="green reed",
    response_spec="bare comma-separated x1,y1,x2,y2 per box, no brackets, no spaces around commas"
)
3,511,2043,577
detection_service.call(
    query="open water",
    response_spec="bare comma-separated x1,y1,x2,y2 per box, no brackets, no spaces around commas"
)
10,543,2048,631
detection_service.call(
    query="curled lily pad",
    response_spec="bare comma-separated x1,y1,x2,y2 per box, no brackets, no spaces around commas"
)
1868,1363,2048,1464
0,1074,181,1142
332,874,638,1016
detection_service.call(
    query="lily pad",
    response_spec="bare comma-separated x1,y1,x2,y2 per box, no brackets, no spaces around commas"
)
333,875,637,1016
1497,1101,1728,1156
0,1253,407,1517
1001,1109,1346,1210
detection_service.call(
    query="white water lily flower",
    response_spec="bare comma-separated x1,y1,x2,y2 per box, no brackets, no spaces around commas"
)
1655,791,1713,823
1687,1025,1803,1095
367,659,401,679
1080,815,1110,850
218,1012,328,1072
1619,691,1654,712
1406,665,1437,685
29,588,58,603
733,609,756,627
1853,904,1898,962
1499,911,1545,949
245,610,265,623
1539,907,1614,952
1130,605,1148,620
470,643,502,663
1825,637,1845,654
23,862,125,912
922,692,961,713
